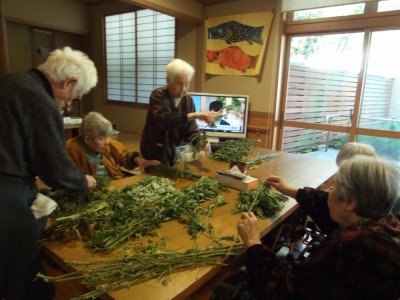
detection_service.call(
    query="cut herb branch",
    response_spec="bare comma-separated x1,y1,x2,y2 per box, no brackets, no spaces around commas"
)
211,139,260,164
245,153,280,169
233,180,289,218
36,243,243,300
146,164,201,180
44,176,228,252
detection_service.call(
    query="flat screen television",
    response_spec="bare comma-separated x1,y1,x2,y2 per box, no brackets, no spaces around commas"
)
190,92,250,143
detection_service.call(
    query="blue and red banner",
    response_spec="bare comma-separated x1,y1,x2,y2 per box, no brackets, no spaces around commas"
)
205,12,274,76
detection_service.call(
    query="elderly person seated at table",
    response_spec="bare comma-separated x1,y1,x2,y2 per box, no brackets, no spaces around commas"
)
213,155,400,300
66,112,160,179
267,142,377,235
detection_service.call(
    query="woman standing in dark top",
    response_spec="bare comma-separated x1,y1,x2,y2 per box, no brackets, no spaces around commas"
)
140,58,215,165
0,47,97,299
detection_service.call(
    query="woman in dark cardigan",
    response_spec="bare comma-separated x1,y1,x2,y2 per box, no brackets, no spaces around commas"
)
213,155,400,300
140,58,215,165
0,47,98,300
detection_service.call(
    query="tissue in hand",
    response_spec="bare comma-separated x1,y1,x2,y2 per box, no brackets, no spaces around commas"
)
31,193,58,219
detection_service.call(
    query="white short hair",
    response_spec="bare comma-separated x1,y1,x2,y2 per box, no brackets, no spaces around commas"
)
38,46,98,95
166,58,195,82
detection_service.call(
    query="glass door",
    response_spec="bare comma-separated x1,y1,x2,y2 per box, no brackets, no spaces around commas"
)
357,30,400,160
279,29,400,162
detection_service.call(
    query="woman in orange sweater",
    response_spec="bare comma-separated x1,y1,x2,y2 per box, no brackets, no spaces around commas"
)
67,112,160,179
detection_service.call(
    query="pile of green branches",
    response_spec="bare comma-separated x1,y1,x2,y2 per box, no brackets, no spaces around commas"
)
145,164,202,180
245,153,280,169
37,243,243,300
210,138,260,163
44,175,229,252
233,180,289,218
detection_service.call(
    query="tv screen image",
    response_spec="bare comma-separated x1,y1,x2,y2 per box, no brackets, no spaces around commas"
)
190,92,250,143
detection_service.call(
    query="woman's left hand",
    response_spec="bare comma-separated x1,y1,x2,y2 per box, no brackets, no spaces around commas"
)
237,212,262,249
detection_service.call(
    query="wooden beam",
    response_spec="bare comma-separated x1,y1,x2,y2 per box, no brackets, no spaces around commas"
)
122,0,203,24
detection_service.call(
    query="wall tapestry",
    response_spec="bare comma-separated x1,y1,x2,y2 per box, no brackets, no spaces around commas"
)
205,12,274,76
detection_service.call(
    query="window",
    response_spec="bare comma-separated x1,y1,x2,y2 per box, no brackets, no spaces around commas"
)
105,10,175,104
378,0,400,12
278,2,400,162
293,3,365,21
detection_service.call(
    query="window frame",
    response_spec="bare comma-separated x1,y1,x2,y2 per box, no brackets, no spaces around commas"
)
276,1,400,152
103,9,176,108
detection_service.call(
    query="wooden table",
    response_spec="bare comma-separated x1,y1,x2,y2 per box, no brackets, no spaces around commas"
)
43,149,337,299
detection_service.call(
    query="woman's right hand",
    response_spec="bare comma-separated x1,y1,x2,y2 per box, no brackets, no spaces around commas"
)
85,175,97,190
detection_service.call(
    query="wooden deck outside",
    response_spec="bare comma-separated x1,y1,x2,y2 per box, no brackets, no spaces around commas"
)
282,63,400,152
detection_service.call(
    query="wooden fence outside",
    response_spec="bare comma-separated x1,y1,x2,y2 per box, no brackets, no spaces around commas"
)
282,64,400,152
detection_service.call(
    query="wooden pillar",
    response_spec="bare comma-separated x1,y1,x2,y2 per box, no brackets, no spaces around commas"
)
0,0,9,74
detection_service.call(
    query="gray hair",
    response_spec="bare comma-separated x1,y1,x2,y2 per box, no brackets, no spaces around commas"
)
336,142,377,166
38,47,98,95
166,59,195,82
336,155,400,220
81,112,113,139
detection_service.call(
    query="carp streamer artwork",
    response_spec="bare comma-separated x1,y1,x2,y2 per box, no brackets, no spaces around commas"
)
206,46,259,73
207,21,264,45
205,12,273,76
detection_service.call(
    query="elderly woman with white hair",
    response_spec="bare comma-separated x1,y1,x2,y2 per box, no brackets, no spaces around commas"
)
0,47,98,299
67,112,160,179
267,142,377,235
140,58,215,165
214,155,400,300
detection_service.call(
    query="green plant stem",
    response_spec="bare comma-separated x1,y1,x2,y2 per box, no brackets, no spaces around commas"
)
37,244,243,300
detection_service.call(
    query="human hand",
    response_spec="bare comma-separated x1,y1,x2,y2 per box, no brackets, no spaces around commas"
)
266,175,298,198
202,142,210,154
266,175,287,191
237,212,261,249
134,156,160,173
199,112,216,126
85,175,97,190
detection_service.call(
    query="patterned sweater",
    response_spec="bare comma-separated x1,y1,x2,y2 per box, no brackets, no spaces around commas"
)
140,87,200,165
246,216,400,300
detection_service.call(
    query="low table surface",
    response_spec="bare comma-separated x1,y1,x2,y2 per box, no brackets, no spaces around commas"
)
43,149,337,299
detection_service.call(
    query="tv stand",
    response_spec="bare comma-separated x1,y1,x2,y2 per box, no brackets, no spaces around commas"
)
209,137,246,152
207,137,220,144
